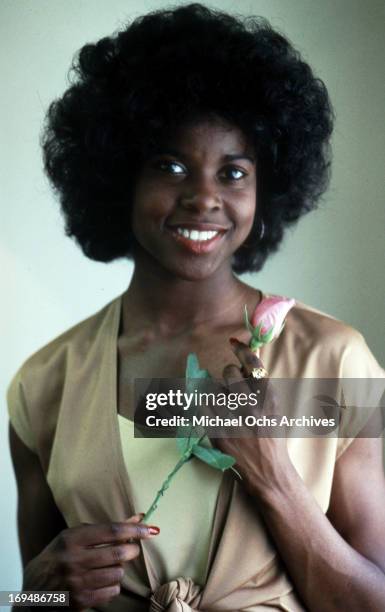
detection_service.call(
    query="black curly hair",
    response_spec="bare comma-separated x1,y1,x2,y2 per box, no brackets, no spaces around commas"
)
42,3,334,274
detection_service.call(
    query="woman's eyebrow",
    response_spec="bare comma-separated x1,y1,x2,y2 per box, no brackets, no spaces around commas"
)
223,153,255,164
152,149,255,163
153,148,182,158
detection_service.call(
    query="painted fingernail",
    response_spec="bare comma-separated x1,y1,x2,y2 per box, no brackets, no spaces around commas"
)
229,337,238,345
148,526,160,535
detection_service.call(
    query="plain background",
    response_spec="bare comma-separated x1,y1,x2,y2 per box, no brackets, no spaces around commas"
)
1,0,384,592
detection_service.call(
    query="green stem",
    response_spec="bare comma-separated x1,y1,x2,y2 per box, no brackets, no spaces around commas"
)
141,453,192,523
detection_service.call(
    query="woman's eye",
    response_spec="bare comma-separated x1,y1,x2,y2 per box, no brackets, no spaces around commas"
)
221,167,247,181
157,161,186,175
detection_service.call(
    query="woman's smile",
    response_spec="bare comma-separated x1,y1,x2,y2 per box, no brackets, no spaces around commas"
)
165,220,231,254
131,117,257,280
166,225,226,254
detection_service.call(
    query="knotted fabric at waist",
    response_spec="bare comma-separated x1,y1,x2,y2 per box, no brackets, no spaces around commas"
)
150,577,203,612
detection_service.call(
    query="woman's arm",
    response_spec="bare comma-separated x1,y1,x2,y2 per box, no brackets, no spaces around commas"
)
247,434,385,612
9,422,68,569
9,421,158,610
9,423,69,612
217,341,385,611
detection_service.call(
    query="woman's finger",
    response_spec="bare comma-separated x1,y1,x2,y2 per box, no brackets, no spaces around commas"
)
226,338,274,422
222,363,257,400
229,338,267,378
222,363,244,384
221,363,262,427
125,513,145,523
78,565,125,589
79,541,142,569
70,521,158,549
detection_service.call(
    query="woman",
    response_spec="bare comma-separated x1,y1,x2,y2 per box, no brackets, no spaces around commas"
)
7,4,385,611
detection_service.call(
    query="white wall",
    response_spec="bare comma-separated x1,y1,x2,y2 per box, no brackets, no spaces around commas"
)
1,0,384,592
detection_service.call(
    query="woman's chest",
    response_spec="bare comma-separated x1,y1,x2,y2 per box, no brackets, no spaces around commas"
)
117,328,247,419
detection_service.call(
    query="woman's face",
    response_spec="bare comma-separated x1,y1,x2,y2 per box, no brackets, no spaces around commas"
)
131,118,257,281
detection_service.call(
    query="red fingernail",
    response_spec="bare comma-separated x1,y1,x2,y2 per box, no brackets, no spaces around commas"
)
229,337,238,345
148,526,160,535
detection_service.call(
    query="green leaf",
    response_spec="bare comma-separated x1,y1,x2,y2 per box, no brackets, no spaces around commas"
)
191,444,236,470
182,353,235,472
185,352,211,397
250,338,263,351
260,326,275,343
243,305,254,334
185,353,211,380
176,423,202,456
251,321,263,339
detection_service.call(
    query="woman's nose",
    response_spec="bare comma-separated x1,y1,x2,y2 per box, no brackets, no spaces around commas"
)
179,178,222,212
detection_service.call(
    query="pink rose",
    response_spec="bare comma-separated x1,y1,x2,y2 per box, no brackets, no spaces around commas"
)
244,295,295,351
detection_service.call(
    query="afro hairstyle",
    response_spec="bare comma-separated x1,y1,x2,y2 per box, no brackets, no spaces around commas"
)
42,3,334,273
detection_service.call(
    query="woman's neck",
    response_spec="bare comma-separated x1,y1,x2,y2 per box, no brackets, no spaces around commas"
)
122,259,254,337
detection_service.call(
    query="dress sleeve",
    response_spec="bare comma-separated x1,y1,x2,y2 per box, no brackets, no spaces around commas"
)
336,331,385,459
6,368,37,453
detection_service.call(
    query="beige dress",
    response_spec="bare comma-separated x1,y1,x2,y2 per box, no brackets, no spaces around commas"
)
7,292,385,611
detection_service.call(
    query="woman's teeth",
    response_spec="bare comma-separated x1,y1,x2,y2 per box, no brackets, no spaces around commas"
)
176,228,219,241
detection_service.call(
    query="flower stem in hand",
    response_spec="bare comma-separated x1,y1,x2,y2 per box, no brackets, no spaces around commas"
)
141,454,192,523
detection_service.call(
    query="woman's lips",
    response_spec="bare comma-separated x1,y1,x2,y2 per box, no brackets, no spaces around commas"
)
166,226,227,254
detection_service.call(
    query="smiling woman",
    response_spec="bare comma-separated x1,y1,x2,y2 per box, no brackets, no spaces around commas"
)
6,3,385,612
131,119,257,280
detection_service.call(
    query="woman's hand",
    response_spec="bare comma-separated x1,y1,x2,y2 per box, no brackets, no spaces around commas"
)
22,513,159,610
212,338,293,496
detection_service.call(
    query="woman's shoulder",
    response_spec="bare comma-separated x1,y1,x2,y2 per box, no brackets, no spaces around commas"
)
264,291,364,346
7,294,121,455
10,293,121,387
263,291,384,377
289,298,360,343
